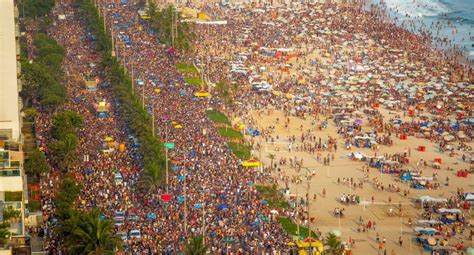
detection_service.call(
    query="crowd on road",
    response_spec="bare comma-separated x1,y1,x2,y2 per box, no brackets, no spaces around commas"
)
29,0,473,254
34,1,296,254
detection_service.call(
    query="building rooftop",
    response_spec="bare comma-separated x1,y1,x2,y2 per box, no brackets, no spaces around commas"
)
0,0,20,142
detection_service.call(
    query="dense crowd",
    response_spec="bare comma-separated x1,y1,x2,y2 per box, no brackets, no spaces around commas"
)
30,0,473,254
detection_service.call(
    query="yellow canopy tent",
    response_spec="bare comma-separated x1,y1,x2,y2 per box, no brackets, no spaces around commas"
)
197,12,210,21
242,159,260,167
97,101,108,113
85,79,98,91
194,91,211,97
296,239,324,255
296,239,323,248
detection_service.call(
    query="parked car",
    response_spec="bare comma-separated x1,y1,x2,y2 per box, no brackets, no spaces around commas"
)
129,229,141,240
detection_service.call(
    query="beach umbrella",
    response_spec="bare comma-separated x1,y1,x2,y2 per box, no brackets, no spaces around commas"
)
174,124,183,129
161,194,172,202
270,209,279,214
466,247,474,255
331,230,341,237
193,203,203,209
427,237,436,246
444,135,454,141
179,91,187,95
147,213,156,219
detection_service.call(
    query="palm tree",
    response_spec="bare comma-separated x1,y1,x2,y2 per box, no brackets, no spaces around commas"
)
0,223,11,247
185,235,208,255
268,183,280,202
63,209,120,255
141,162,161,191
50,133,78,172
324,233,344,255
267,153,276,170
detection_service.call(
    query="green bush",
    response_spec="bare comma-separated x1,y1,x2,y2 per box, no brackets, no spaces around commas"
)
176,63,198,74
227,142,251,159
20,0,55,18
26,201,42,212
184,77,205,87
205,110,230,125
277,217,317,239
218,128,243,139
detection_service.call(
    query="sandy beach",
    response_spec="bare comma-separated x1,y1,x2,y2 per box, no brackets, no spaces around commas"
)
250,107,473,254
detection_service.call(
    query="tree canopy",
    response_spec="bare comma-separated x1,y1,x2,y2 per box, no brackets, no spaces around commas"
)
21,33,66,109
19,0,55,18
147,3,195,50
62,209,121,255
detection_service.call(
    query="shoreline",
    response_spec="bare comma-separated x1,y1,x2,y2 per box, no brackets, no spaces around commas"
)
364,0,474,67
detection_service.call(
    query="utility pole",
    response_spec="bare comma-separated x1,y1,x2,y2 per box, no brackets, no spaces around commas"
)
307,176,312,254
111,27,116,57
142,78,145,109
296,182,300,237
165,124,169,193
184,167,188,232
171,8,174,47
152,106,155,137
202,203,206,246
131,62,134,95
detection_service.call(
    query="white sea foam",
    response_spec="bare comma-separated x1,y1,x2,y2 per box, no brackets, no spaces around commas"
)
382,0,450,18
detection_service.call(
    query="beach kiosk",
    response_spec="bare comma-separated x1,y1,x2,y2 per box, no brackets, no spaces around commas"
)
84,78,98,92
95,99,110,118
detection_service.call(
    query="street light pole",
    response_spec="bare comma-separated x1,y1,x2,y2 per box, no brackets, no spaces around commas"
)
202,203,206,246
165,124,169,193
296,182,300,237
184,167,188,232
152,106,155,137
142,79,145,109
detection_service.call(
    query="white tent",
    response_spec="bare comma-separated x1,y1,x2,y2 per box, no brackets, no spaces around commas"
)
437,208,461,213
418,196,447,203
464,193,474,201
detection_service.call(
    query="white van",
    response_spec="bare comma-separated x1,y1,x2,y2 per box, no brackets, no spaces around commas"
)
114,173,123,185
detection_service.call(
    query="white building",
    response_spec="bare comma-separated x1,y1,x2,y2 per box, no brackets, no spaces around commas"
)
0,1,27,251
0,0,22,144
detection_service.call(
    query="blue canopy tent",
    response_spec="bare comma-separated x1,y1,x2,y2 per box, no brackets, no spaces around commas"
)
217,204,229,210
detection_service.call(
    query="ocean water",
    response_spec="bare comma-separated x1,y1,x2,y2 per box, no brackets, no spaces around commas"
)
371,0,474,61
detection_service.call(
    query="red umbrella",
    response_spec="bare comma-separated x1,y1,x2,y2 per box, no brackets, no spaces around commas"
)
161,194,172,202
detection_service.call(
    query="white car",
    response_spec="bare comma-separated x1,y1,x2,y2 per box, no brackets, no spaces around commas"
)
114,173,123,185
129,229,141,240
